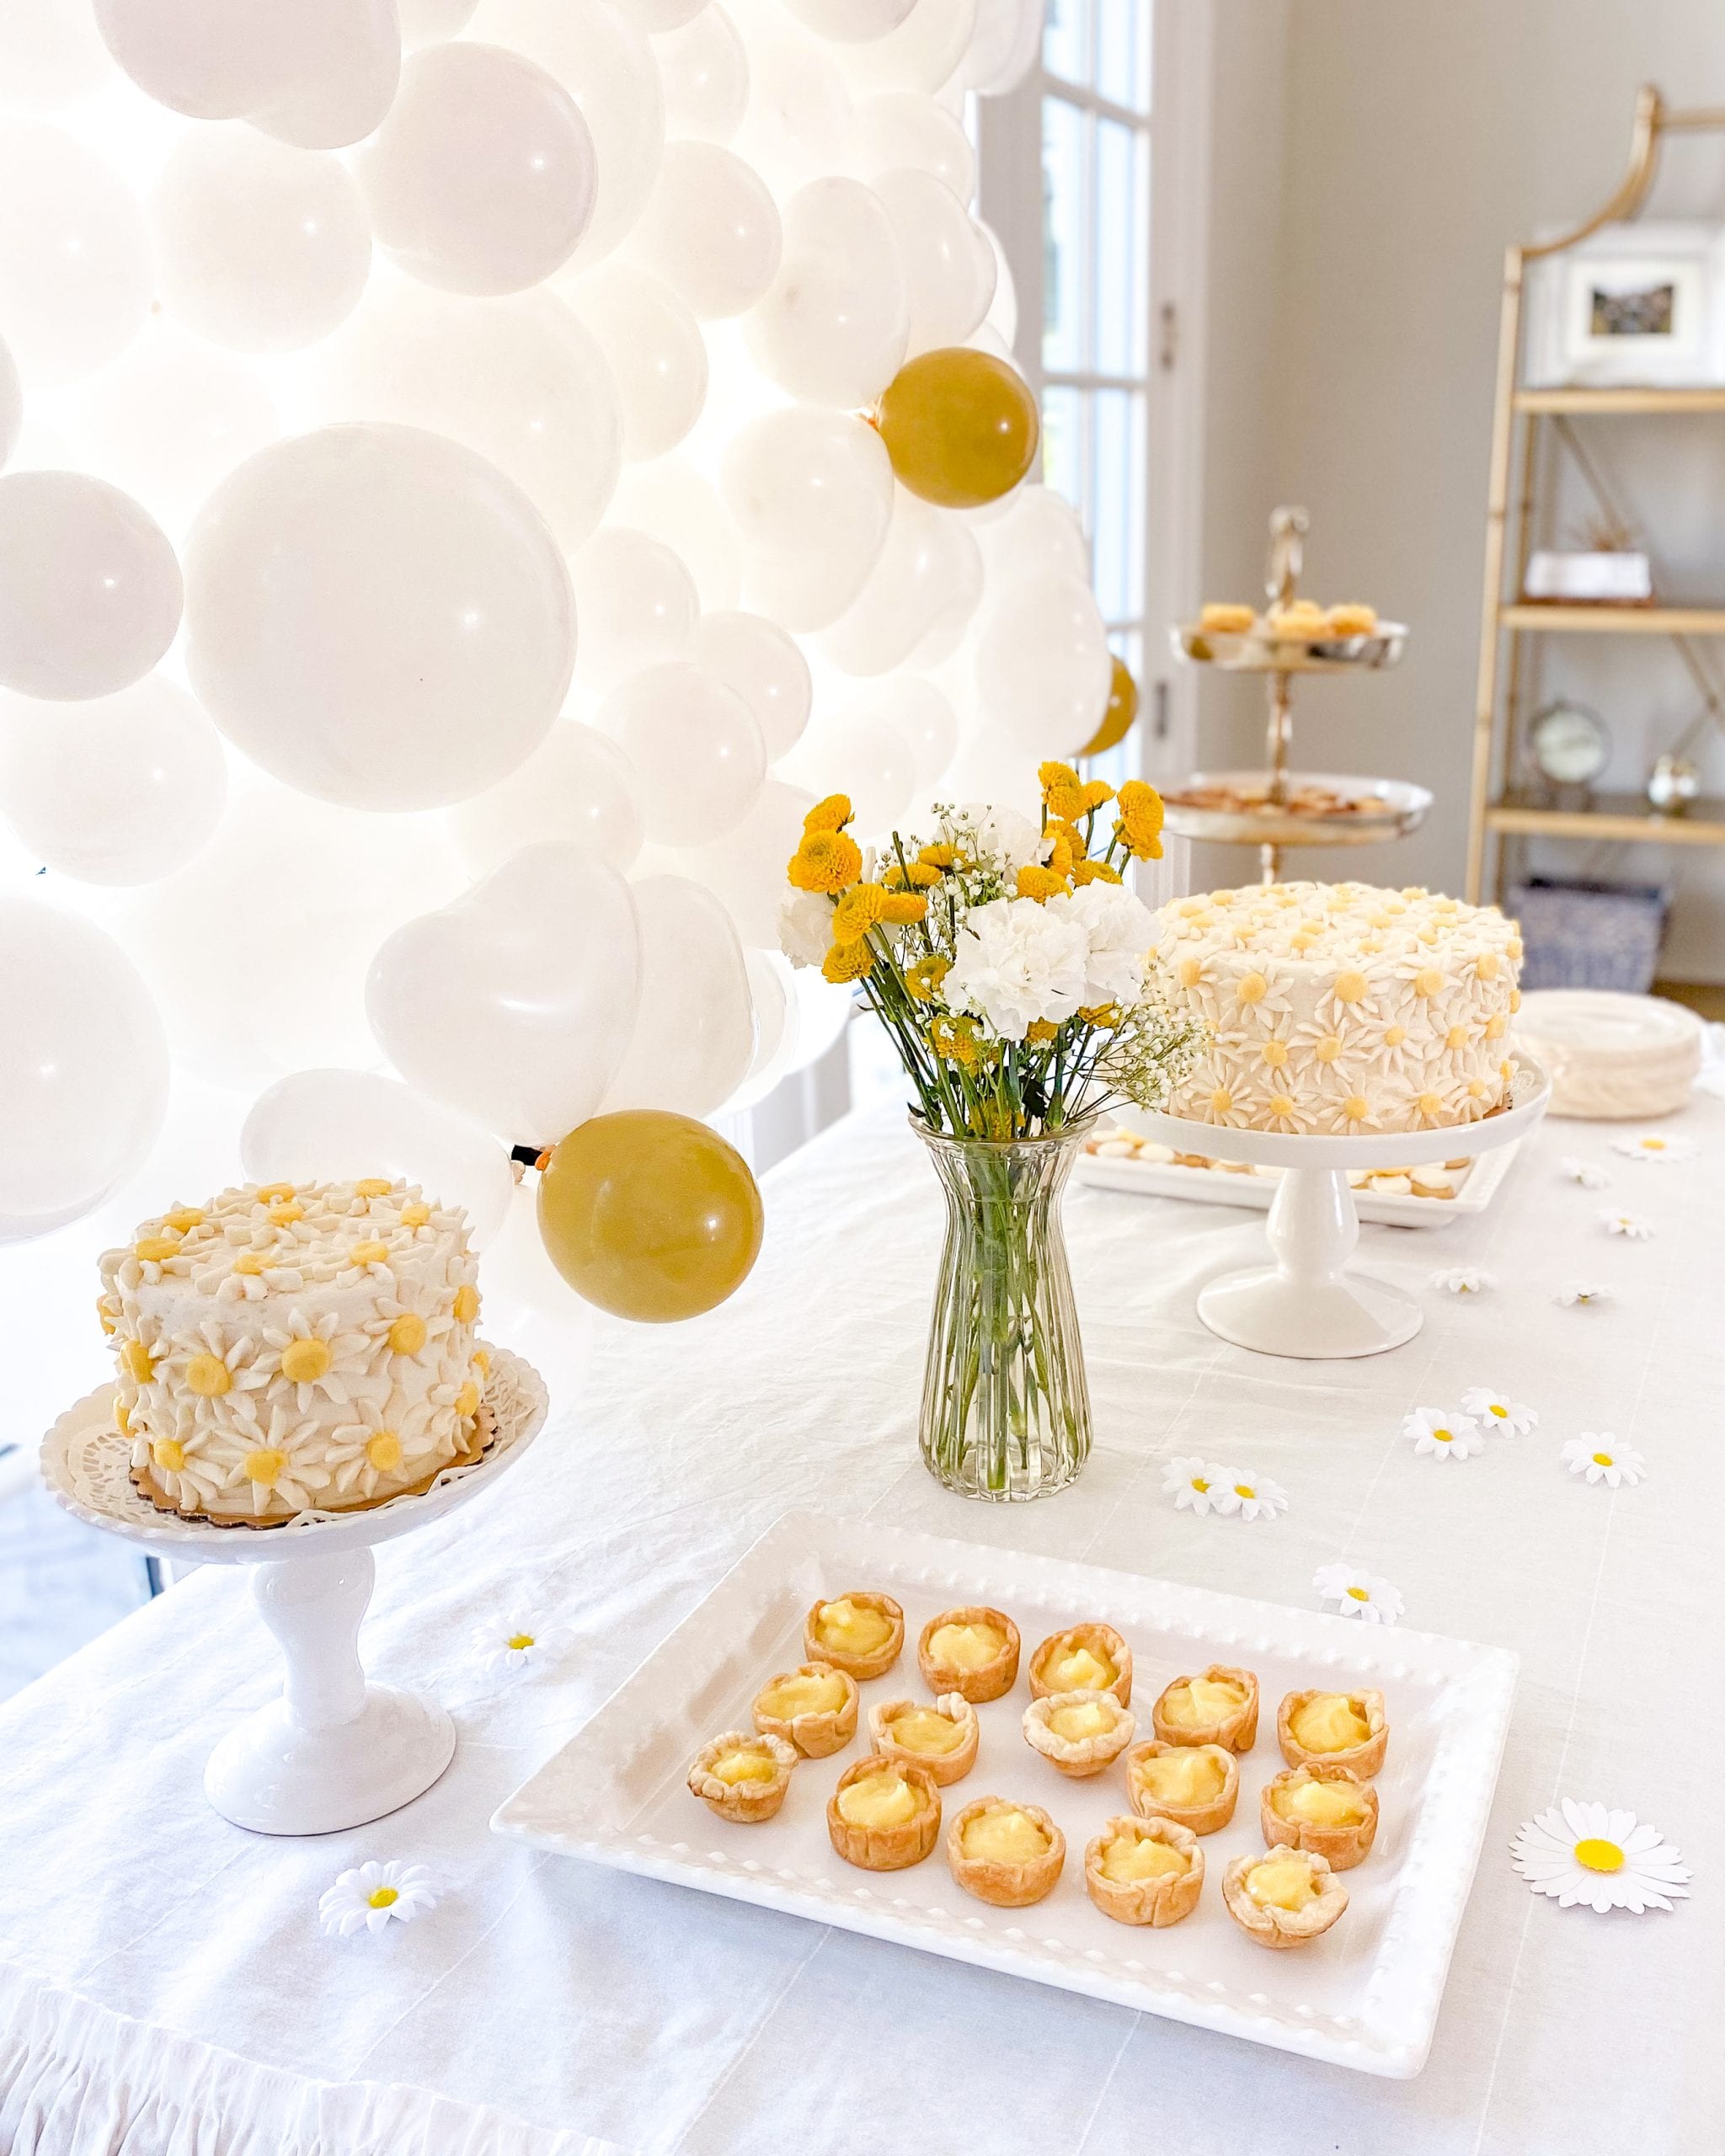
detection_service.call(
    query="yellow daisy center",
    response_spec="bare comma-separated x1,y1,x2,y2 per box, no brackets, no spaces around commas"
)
1314,1035,1342,1064
507,1632,535,1652
1237,971,1268,1005
387,1314,428,1356
163,1208,205,1233
232,1253,266,1277
452,1284,480,1323
1573,1837,1624,1873
1261,1039,1289,1067
349,1240,390,1268
280,1338,331,1385
256,1183,295,1205
400,1202,430,1229
267,1201,303,1227
455,1381,480,1418
152,1438,186,1473
355,1178,393,1198
243,1448,286,1486
1190,1476,1210,1493
133,1236,180,1264
1592,1450,1613,1466
1345,1585,1370,1601
1641,1138,1664,1150
367,1886,399,1908
1233,1483,1255,1499
1433,1427,1454,1444
1488,1403,1508,1417
121,1338,156,1385
185,1353,231,1397
366,1432,403,1472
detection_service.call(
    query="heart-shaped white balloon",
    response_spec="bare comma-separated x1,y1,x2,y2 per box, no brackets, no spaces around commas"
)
366,841,641,1144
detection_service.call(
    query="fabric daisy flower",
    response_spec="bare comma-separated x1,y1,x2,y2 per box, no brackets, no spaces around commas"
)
318,1860,440,1938
473,1614,572,1677
1611,1131,1697,1163
1559,1155,1610,1189
1511,1801,1689,1913
1460,1386,1538,1436
1430,1266,1493,1295
1557,1281,1611,1307
1312,1562,1403,1625
1223,1471,1288,1522
1402,1406,1484,1461
1163,1456,1240,1516
1561,1435,1646,1488
1601,1211,1653,1240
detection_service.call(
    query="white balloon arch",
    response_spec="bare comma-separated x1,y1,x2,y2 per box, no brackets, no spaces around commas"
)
0,0,1111,1253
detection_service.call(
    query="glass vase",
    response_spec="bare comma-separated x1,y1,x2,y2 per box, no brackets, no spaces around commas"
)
914,1118,1093,1502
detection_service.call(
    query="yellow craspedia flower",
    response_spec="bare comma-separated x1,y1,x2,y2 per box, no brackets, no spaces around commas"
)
1080,779,1115,813
895,860,942,888
1077,1003,1122,1028
879,891,927,926
905,954,951,1002
803,793,854,834
822,939,876,985
1025,1019,1060,1043
1038,760,1080,798
1071,858,1122,886
1115,779,1165,861
831,881,889,942
788,830,863,895
917,842,954,869
1044,782,1089,824
1016,864,1067,903
1044,830,1076,878
931,1014,981,1065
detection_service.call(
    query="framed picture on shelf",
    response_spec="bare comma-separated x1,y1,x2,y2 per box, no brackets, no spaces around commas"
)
1525,221,1725,387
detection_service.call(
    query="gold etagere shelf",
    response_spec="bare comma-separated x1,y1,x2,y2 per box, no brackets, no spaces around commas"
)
1466,86,1725,901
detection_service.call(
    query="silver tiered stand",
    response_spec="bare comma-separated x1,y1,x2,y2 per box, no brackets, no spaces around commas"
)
41,1346,548,1835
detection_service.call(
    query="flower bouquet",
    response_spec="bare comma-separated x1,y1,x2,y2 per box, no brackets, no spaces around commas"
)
779,763,1202,1500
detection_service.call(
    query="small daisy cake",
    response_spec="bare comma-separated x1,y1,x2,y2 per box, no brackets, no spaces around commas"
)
1152,880,1522,1136
99,1178,489,1524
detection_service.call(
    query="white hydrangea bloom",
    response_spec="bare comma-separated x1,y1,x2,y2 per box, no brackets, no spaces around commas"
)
777,887,835,971
943,896,1089,1042
1045,881,1156,1008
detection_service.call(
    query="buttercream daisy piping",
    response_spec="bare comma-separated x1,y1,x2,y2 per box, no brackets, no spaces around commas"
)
1430,1266,1493,1295
318,1860,440,1938
1559,1155,1610,1189
1560,1435,1646,1488
1162,1456,1240,1516
1601,1211,1653,1240
1226,1471,1288,1523
1460,1385,1538,1436
1402,1406,1484,1461
1312,1562,1403,1625
1557,1281,1612,1307
1511,1801,1689,1913
474,1614,571,1677
1610,1131,1696,1163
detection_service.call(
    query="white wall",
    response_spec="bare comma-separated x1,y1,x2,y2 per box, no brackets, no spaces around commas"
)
1195,0,1725,976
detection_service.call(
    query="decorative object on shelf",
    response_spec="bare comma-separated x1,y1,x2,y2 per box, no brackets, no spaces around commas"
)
1611,1129,1699,1161
1402,1408,1485,1464
1560,1435,1646,1486
1526,222,1725,389
1507,878,1669,994
1647,752,1701,814
1514,987,1702,1116
1460,1386,1539,1435
1526,699,1610,791
777,777,1202,1498
1524,547,1652,606
318,1860,440,1939
1511,1800,1690,1913
1312,1563,1403,1625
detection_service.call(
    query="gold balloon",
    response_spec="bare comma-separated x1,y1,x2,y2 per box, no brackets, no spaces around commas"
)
1078,657,1140,757
875,347,1040,509
537,1110,763,1323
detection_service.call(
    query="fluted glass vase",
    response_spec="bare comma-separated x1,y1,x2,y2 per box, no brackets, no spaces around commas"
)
914,1118,1093,1502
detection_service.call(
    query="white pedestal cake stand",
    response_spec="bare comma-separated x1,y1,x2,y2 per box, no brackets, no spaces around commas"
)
41,1346,548,1836
1121,1059,1551,1358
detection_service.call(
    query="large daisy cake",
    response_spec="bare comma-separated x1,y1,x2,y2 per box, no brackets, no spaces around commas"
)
98,1177,489,1525
1151,881,1522,1135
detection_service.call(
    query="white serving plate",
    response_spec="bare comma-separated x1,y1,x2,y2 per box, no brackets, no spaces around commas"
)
494,1512,1517,2079
1074,1133,1521,1230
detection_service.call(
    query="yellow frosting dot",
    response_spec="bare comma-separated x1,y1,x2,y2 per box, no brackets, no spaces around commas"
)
400,1202,430,1229
1485,1012,1507,1040
1260,1038,1289,1068
163,1208,204,1233
242,1447,286,1487
97,1299,118,1335
280,1337,332,1385
1341,1095,1370,1122
121,1338,156,1385
455,1381,481,1418
355,1178,393,1198
1332,969,1368,1003
1383,1025,1407,1047
256,1183,295,1206
387,1314,428,1356
1236,971,1268,1005
1176,956,1204,989
1268,1092,1296,1118
133,1236,180,1264
1209,1088,1234,1116
365,1432,403,1472
348,1240,390,1268
1467,1078,1487,1098
1509,987,1522,1012
1413,967,1445,997
184,1353,232,1397
1313,1035,1343,1064
232,1253,267,1277
1445,1024,1468,1051
473,1348,490,1375
1475,953,1499,981
152,1438,186,1473
114,1399,131,1435
452,1283,480,1323
267,1201,303,1227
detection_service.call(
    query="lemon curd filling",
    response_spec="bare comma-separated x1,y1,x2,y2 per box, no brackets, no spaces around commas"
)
1162,1676,1246,1729
1246,1854,1322,1912
759,1671,848,1719
1277,1778,1368,1828
962,1808,1049,1865
1290,1693,1371,1754
1044,1642,1115,1691
1136,1748,1226,1806
927,1620,1005,1670
887,1707,965,1755
815,1598,894,1656
712,1748,778,1786
1101,1834,1188,1884
1048,1698,1116,1742
837,1770,918,1828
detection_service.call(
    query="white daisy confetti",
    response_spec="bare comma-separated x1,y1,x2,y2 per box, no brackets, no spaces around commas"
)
1402,1406,1484,1462
1560,1434,1646,1488
318,1860,439,1939
1511,1800,1689,1913
1601,1211,1653,1240
1224,1471,1288,1523
1557,1281,1612,1307
473,1614,572,1678
1611,1131,1697,1164
1559,1155,1610,1190
1312,1562,1403,1625
1430,1266,1494,1296
1460,1385,1538,1436
1163,1456,1240,1517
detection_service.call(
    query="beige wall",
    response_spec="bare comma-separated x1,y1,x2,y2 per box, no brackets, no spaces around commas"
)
1196,0,1725,976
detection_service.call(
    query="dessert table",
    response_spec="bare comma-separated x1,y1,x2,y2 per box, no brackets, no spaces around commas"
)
1,1092,1719,2156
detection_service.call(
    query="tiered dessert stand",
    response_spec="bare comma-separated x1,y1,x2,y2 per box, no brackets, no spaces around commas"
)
1167,506,1429,883
41,1346,548,1835
1121,1059,1551,1358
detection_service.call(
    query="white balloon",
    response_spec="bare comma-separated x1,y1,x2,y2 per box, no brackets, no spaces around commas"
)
678,776,813,947
570,526,698,690
184,424,575,812
615,0,705,26
399,0,481,42
722,408,894,630
355,43,596,297
0,1,113,111
627,141,781,318
153,127,370,354
787,708,914,834
604,874,751,1114
0,472,181,702
0,338,20,468
906,521,984,664
597,662,766,843
734,9,855,188
473,0,664,269
783,959,853,1071
837,0,976,91
877,673,957,786
822,488,970,675
980,217,1017,345
745,176,906,407
850,91,975,197
448,719,645,878
321,286,620,552
93,0,331,120
248,1,401,151
0,679,226,884
973,573,1111,753
569,261,707,461
655,3,748,142
367,841,642,1142
874,168,995,354
783,0,916,40
608,456,742,611
0,124,151,386
983,483,1091,584
242,1069,515,1246
724,947,793,1111
697,610,811,760
959,0,1044,93
0,898,169,1231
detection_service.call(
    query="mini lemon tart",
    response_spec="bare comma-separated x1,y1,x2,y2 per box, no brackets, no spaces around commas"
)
827,1753,940,1870
868,1693,980,1787
1028,1623,1131,1706
1261,1764,1379,1870
1277,1687,1388,1778
752,1661,859,1758
1023,1688,1136,1779
1199,601,1256,635
1151,1665,1258,1753
1221,1847,1348,1951
804,1591,904,1681
947,1796,1065,1908
1324,602,1377,637
1084,1815,1204,1927
686,1731,797,1823
1124,1739,1239,1835
916,1605,1020,1703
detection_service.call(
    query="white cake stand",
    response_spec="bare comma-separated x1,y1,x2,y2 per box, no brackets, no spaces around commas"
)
1120,1059,1551,1358
41,1346,548,1836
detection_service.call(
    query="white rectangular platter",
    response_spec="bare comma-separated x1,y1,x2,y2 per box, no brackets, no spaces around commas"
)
494,1513,1517,2079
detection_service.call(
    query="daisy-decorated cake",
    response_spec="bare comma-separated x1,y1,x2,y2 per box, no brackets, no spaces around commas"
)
98,1178,489,1525
1152,881,1522,1135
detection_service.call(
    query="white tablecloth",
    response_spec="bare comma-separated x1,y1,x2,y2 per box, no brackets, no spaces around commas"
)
1,1096,1719,2156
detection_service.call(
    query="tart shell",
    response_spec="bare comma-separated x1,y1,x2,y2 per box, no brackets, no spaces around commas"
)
686,1731,798,1823
752,1661,859,1759
1022,1689,1136,1779
1028,1623,1133,1706
1221,1848,1348,1950
1084,1815,1204,1927
1150,1663,1259,1753
1276,1687,1389,1779
946,1797,1065,1908
1260,1765,1379,1870
916,1605,1021,1704
1124,1739,1239,1834
804,1591,905,1681
867,1693,980,1787
826,1753,941,1871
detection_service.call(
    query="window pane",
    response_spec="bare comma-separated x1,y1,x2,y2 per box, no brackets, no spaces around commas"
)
1095,2,1151,114
1090,388,1144,625
1092,117,1146,379
1042,0,1090,87
1041,96,1087,375
1040,386,1088,536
